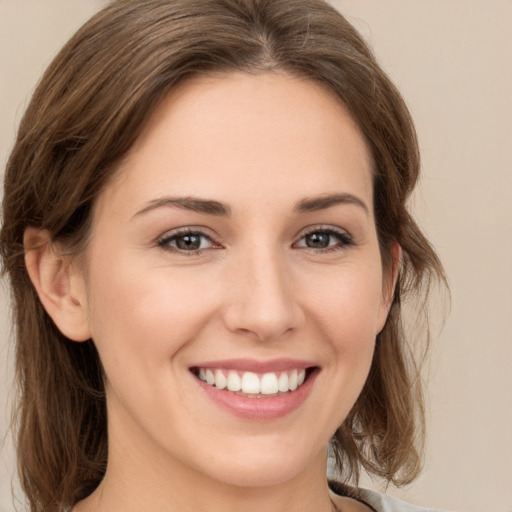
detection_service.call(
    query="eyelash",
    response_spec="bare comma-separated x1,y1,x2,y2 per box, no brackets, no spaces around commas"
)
294,227,354,253
157,226,354,256
157,228,219,256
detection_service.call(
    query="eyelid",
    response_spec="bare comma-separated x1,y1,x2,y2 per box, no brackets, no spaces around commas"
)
294,224,351,239
293,225,354,250
157,226,223,253
155,224,354,254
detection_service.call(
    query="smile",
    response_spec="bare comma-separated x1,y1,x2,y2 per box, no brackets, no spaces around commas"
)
194,367,308,397
190,360,319,420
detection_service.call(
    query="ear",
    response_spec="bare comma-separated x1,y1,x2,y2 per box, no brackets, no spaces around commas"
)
24,228,91,342
377,241,402,333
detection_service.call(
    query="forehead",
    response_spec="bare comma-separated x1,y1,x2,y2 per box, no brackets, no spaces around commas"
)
97,71,373,219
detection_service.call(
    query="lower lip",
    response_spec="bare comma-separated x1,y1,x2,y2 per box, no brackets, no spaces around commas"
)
194,370,318,420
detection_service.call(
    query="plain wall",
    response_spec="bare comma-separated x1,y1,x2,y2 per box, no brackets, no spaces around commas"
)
1,1,511,511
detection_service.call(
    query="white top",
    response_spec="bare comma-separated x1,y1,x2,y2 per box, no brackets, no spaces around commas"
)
358,488,447,512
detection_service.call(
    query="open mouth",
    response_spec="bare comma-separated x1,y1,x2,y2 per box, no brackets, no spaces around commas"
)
190,367,317,398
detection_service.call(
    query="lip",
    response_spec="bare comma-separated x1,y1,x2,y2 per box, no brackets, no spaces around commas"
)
190,360,320,421
189,358,316,373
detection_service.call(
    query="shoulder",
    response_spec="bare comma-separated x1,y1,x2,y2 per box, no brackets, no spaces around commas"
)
329,481,448,512
357,488,447,512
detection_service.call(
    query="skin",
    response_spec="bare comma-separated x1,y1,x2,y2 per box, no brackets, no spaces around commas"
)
26,71,398,512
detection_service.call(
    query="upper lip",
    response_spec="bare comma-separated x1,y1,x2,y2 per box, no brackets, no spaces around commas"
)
189,358,318,373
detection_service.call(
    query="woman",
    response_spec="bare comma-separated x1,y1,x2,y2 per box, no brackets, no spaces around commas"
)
0,1,446,511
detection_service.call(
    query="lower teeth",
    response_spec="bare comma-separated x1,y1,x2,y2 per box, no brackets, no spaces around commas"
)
233,390,286,398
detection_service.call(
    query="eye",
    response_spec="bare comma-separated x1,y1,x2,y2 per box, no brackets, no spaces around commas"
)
158,229,218,254
294,228,353,251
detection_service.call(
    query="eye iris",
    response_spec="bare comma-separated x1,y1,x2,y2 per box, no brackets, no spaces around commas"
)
176,234,201,250
305,232,331,248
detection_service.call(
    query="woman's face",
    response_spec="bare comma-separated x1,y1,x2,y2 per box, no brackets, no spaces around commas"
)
74,71,395,488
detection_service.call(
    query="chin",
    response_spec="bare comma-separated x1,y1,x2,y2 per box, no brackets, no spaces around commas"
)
191,438,325,489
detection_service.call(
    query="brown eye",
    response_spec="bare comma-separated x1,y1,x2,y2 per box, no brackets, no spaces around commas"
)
175,234,202,250
158,230,215,253
295,228,353,251
304,232,331,249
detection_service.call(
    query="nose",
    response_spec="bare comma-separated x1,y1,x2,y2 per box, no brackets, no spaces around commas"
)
222,247,304,342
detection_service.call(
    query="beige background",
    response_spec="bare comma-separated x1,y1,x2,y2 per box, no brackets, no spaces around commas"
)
1,1,511,511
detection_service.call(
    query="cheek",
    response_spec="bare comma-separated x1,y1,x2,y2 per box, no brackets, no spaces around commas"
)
84,259,220,373
303,262,385,337
290,266,382,431
301,264,383,378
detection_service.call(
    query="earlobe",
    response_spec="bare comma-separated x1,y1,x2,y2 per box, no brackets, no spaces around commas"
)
377,242,402,332
24,228,91,342
388,241,402,301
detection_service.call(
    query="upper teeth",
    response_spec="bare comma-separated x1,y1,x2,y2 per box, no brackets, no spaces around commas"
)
197,368,307,395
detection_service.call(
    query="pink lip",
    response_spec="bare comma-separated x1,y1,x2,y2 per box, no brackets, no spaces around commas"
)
189,358,316,373
191,365,320,421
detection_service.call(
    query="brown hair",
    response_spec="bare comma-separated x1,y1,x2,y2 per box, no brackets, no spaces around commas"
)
0,0,445,510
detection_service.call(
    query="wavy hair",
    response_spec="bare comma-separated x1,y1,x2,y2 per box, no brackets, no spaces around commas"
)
0,1,445,510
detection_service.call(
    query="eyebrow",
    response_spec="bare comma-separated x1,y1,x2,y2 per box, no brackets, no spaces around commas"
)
134,192,369,218
134,196,231,217
294,193,369,217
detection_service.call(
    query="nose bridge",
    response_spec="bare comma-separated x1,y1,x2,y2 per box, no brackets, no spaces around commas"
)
223,242,302,341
